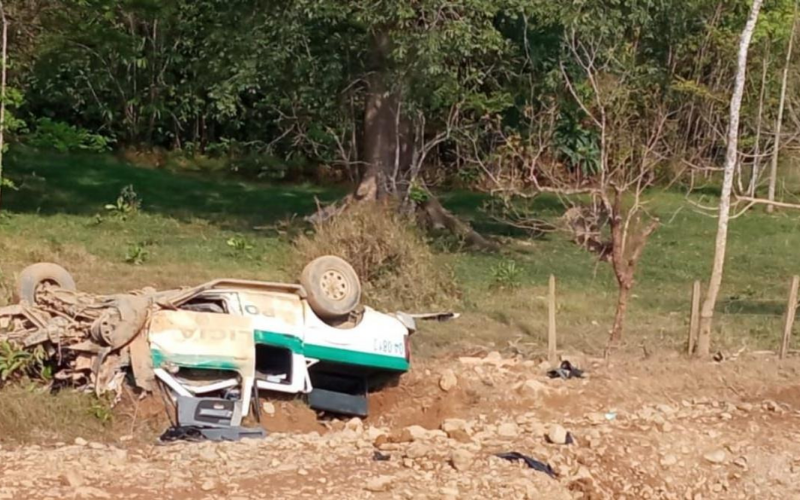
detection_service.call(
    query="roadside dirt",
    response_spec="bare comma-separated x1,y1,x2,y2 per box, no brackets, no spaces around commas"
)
1,351,799,499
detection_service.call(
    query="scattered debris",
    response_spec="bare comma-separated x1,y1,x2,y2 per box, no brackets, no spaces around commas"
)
372,451,391,462
495,452,557,478
547,360,584,379
159,425,266,443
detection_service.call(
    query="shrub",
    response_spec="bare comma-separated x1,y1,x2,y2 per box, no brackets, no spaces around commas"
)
491,260,522,289
293,202,459,310
124,242,149,265
105,185,141,220
26,118,113,153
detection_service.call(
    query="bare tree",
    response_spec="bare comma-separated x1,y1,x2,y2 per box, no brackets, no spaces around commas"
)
471,31,669,351
696,0,764,358
766,0,798,213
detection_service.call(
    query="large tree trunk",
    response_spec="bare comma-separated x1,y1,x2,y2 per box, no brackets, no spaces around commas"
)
357,30,414,201
697,0,763,357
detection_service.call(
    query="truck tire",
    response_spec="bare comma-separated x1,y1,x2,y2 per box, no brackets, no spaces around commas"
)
17,263,77,304
300,256,361,319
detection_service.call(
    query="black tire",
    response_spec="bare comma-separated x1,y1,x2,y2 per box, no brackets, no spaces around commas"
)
17,263,77,304
300,256,361,319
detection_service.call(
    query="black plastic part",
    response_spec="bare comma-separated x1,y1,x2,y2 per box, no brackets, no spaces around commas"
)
495,452,557,478
308,388,368,417
251,381,261,424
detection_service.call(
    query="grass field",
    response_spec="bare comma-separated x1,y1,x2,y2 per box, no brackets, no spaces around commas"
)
3,148,800,357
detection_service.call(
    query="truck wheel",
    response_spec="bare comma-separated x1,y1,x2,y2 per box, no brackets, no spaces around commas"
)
301,256,361,319
17,263,76,304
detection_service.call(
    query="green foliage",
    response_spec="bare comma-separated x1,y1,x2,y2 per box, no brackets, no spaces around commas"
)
226,236,253,252
408,184,430,204
554,118,601,175
104,185,141,219
0,342,47,382
0,177,17,191
10,0,800,192
490,259,522,289
88,395,114,424
124,242,149,265
26,118,113,153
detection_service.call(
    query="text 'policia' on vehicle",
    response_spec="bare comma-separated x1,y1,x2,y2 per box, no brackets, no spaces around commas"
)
0,256,456,424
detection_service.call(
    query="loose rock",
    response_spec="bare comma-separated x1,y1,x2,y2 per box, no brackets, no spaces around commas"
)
547,424,568,445
497,422,519,438
450,449,474,471
365,475,394,492
703,449,726,464
439,369,458,392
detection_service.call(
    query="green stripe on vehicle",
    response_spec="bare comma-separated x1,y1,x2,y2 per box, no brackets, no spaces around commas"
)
151,349,242,371
304,343,409,371
253,330,303,352
254,330,409,372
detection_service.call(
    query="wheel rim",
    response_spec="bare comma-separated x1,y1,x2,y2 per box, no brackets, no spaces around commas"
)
320,270,349,302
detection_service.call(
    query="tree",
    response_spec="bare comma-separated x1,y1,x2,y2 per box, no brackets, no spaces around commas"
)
696,0,764,358
766,0,798,213
468,8,671,347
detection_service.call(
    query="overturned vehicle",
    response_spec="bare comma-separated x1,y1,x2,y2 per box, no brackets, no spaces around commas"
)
0,257,421,423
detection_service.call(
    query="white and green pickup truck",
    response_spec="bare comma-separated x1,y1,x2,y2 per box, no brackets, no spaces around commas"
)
150,263,415,418
6,257,420,421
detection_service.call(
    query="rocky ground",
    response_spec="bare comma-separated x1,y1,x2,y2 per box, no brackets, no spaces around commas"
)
1,351,799,499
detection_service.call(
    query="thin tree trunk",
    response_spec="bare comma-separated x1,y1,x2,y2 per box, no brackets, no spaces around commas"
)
767,0,797,213
697,0,764,357
750,45,770,196
610,283,632,345
0,1,7,211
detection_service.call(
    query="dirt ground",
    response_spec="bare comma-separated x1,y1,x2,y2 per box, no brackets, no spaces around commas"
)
1,351,799,499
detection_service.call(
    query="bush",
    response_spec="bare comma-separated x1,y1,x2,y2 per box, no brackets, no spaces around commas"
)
293,202,459,310
26,118,114,153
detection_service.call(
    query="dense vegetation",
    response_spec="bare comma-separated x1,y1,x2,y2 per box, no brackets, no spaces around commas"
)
6,1,798,183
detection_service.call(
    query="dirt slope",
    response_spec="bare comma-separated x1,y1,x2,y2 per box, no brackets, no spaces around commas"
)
1,352,799,499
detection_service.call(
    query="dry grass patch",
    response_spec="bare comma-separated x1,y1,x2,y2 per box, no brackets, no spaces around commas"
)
0,385,115,444
294,202,459,310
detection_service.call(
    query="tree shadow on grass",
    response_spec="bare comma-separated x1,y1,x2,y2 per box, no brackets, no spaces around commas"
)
719,297,786,316
4,150,345,231
439,190,564,241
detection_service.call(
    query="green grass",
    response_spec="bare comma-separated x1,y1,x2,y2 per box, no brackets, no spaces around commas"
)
3,148,800,356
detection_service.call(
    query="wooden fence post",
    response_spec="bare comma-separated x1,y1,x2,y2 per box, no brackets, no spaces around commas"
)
548,274,557,366
780,275,800,359
688,280,701,356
